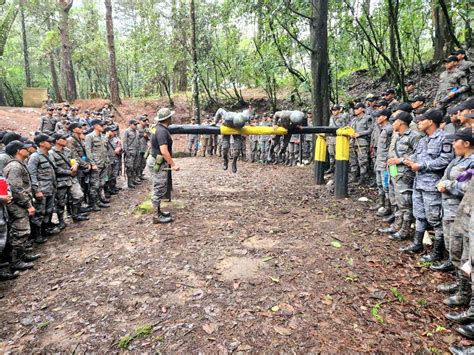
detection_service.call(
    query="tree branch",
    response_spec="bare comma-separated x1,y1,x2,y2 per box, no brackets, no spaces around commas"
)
438,0,462,49
275,18,313,53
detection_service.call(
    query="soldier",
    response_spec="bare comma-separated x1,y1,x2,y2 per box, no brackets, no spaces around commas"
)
213,108,251,173
444,105,463,134
458,99,474,128
349,103,373,184
3,140,39,271
105,125,122,194
381,112,421,239
0,174,17,280
0,132,23,173
28,133,60,243
137,116,149,179
186,118,199,156
248,117,259,163
147,108,178,224
328,106,348,172
200,119,212,157
38,107,57,132
365,95,379,118
435,55,470,111
400,109,454,257
123,119,141,189
383,89,400,111
80,110,93,128
84,119,110,211
410,95,427,112
452,49,474,77
268,110,306,165
431,127,474,286
404,80,423,102
49,132,89,228
371,110,393,214
258,114,272,164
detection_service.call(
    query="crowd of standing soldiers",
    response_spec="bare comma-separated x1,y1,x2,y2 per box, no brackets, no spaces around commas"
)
0,102,153,283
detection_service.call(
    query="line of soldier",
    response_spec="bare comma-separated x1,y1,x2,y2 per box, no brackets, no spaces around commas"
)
0,103,151,283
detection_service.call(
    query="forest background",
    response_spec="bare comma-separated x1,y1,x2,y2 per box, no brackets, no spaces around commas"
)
0,0,471,125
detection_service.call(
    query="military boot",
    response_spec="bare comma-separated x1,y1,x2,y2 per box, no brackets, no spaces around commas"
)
419,237,444,263
127,173,136,188
438,281,459,293
35,225,48,244
456,323,474,340
430,260,455,272
400,231,424,253
389,219,412,241
72,205,89,222
56,211,67,231
444,273,471,307
446,294,474,324
370,194,384,211
0,268,19,281
231,156,238,173
376,198,391,217
379,214,402,234
22,251,41,262
10,248,34,271
153,206,173,224
223,153,229,171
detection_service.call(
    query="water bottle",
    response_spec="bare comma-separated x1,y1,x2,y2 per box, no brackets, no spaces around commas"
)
382,171,389,189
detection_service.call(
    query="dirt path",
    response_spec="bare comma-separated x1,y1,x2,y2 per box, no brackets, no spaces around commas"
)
0,157,462,353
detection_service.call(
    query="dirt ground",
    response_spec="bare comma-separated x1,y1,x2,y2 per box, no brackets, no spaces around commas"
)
0,154,467,353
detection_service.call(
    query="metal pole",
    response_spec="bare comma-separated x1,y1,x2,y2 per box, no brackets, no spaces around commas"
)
313,134,326,184
334,128,353,198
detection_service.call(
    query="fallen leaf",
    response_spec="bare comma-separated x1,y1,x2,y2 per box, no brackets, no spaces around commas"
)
274,326,292,336
262,256,274,262
202,323,218,335
331,241,342,248
270,276,280,283
271,305,280,312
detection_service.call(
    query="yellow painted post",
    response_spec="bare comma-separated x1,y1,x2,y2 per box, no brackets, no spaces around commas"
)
313,134,327,184
334,127,354,198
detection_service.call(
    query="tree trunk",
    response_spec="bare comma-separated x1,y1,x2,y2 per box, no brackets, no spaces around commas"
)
19,2,32,87
431,0,450,61
189,0,201,123
46,17,63,102
0,3,19,106
104,0,121,105
58,0,77,102
310,0,329,126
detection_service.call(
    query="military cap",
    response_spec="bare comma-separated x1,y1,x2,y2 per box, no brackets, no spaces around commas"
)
47,106,54,111
384,88,396,95
0,131,6,142
34,133,54,145
354,103,365,109
394,111,412,124
375,109,392,118
64,102,70,107
5,140,33,156
409,95,426,103
457,98,474,111
404,80,415,86
90,119,106,126
443,55,459,63
375,100,388,108
52,132,68,141
416,108,444,124
139,116,148,122
129,118,138,125
2,132,22,145
451,49,466,56
331,105,342,111
155,108,174,122
446,127,474,145
397,102,413,113
69,122,82,131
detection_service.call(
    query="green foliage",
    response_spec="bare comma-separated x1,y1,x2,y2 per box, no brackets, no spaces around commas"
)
390,287,406,303
371,303,384,323
118,324,154,349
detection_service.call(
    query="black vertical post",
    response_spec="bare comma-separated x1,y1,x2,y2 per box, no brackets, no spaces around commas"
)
313,134,326,184
334,130,351,198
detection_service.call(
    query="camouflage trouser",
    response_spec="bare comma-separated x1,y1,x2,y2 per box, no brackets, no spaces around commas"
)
0,209,7,253
6,203,30,246
187,136,199,154
147,155,168,207
443,218,463,267
31,194,55,227
303,140,313,161
56,182,84,213
222,135,242,158
349,144,369,179
328,141,336,171
375,170,385,196
201,137,210,156
413,189,443,239
269,134,291,161
125,153,138,176
394,175,414,222
89,167,107,204
138,152,146,177
249,140,258,161
456,201,473,268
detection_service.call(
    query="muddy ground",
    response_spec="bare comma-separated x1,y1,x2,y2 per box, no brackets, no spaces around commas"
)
0,153,467,353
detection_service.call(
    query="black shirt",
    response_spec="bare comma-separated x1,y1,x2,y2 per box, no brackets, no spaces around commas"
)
151,123,173,157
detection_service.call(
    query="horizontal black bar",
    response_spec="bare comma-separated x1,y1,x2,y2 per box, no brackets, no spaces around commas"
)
168,125,338,135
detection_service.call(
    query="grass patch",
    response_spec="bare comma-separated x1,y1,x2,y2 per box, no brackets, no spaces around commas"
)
118,324,155,349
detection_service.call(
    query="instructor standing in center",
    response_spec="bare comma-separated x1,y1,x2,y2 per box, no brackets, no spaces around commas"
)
148,108,180,224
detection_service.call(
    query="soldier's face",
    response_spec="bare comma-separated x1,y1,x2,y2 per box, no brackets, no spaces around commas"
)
18,148,29,159
453,139,471,156
417,118,431,132
446,61,456,70
459,109,473,124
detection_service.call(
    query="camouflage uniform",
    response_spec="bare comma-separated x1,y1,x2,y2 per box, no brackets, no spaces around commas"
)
84,131,109,206
387,98,400,111
435,67,469,110
67,135,91,203
148,123,172,207
137,124,149,177
374,123,393,199
439,153,474,267
411,129,454,245
122,127,140,184
258,121,271,163
248,133,259,163
3,159,33,245
328,113,348,171
349,114,373,181
0,152,12,174
38,115,57,132
107,135,122,191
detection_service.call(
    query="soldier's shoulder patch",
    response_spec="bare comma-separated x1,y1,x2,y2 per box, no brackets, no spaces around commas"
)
442,142,452,153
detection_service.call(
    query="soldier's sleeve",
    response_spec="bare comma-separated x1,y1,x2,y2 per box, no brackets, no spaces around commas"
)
49,151,70,176
84,135,96,165
38,117,44,131
4,164,32,208
26,154,39,193
408,133,422,160
446,161,474,197
272,113,279,126
421,138,454,172
357,118,373,138
122,130,129,153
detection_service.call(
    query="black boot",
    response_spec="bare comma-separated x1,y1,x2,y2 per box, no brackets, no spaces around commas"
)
455,323,474,340
232,157,238,173
400,231,424,253
153,206,173,224
10,248,34,271
446,295,474,324
419,237,444,263
383,214,395,224
22,252,41,262
389,218,412,241
72,205,89,222
444,272,471,307
438,281,459,293
430,260,455,272
223,155,229,171
379,214,402,234
35,225,48,244
376,198,391,217
0,269,19,281
56,211,66,231
127,173,136,188
370,194,384,211
449,345,474,354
